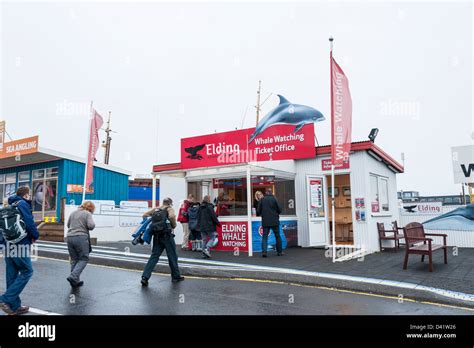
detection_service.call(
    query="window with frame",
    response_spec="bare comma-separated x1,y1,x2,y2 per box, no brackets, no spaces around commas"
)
1,173,17,200
32,168,58,212
370,174,390,214
214,178,247,216
18,171,31,189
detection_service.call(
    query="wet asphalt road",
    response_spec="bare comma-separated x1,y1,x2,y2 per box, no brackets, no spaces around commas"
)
0,257,471,315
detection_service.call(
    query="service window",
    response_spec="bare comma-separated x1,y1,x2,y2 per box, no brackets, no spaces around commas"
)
214,178,248,216
274,178,296,215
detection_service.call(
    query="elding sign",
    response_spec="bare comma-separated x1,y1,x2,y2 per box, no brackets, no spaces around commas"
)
452,145,474,184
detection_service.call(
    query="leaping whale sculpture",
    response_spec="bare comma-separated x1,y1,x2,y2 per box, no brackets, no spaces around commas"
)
248,95,325,144
423,204,474,231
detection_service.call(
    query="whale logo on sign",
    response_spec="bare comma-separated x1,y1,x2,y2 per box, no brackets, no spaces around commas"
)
185,144,205,160
248,95,325,144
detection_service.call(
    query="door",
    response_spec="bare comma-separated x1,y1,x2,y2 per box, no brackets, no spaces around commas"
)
306,176,327,246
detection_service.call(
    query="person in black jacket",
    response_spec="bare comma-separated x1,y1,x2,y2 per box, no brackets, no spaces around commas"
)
257,188,283,257
198,195,220,259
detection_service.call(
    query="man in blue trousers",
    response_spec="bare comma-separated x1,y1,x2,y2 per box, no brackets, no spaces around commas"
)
0,186,39,315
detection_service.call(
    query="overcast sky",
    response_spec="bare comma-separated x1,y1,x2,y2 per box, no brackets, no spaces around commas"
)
1,1,472,195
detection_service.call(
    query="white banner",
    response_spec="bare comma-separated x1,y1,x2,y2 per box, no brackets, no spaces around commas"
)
452,145,474,184
401,202,443,215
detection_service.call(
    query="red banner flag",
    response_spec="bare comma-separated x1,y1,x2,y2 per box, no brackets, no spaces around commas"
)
85,109,103,190
330,52,352,165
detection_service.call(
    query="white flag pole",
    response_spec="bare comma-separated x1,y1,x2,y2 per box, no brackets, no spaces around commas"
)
329,37,336,263
82,101,93,203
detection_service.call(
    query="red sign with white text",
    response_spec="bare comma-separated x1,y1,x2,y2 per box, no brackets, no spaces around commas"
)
321,158,350,171
216,221,248,251
181,124,315,169
331,53,352,166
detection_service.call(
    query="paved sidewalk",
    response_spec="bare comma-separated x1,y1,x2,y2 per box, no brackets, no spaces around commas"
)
99,241,474,297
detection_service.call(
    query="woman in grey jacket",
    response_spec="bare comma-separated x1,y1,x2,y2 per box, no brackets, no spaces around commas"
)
66,201,96,287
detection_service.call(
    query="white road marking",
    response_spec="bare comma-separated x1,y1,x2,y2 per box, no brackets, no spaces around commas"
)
36,245,474,303
28,307,62,315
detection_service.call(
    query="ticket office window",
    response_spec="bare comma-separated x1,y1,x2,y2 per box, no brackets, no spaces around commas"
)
192,176,296,217
214,178,247,216
252,176,296,215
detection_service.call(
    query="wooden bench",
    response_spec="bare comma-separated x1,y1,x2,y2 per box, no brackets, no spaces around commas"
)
402,222,448,272
377,221,404,251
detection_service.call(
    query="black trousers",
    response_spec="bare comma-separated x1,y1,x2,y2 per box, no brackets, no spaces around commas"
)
142,232,181,280
262,225,282,254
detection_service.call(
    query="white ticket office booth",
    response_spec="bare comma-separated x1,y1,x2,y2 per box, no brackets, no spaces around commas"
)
295,141,403,255
152,141,403,257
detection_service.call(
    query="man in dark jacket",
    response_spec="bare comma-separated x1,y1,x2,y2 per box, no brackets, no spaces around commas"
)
257,188,283,257
0,186,39,315
140,197,184,286
198,195,220,259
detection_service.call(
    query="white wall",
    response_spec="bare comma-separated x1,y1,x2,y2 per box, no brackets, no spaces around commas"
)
159,174,187,245
63,201,149,242
294,151,401,253
399,205,473,248
364,153,401,252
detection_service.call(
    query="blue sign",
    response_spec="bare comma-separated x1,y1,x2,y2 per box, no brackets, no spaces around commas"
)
252,220,298,252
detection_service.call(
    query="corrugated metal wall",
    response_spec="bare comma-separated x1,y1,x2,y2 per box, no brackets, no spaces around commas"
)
60,159,129,207
1,159,129,219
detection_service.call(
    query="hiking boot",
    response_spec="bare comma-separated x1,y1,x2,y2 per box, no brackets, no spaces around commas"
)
14,306,29,315
0,301,15,315
141,277,149,287
172,276,185,283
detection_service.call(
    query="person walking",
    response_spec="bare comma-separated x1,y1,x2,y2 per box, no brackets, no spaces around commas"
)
0,186,39,315
257,188,283,257
187,201,202,251
141,197,184,286
198,195,220,259
177,194,194,251
66,201,96,288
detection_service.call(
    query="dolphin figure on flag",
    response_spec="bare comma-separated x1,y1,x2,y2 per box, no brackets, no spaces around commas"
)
423,204,474,231
248,95,325,144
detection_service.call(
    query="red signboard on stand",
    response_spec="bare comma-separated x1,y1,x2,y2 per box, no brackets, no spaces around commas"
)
181,124,316,169
216,221,249,252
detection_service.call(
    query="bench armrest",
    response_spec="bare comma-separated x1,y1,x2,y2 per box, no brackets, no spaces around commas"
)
406,236,432,241
425,233,447,237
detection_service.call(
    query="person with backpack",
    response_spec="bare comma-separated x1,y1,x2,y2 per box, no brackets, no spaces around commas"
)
177,194,194,251
66,201,96,288
257,187,283,257
187,201,202,251
198,195,220,259
141,197,184,286
0,186,39,315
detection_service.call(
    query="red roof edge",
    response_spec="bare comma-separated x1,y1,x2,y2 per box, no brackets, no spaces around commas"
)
153,162,181,173
316,141,404,173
